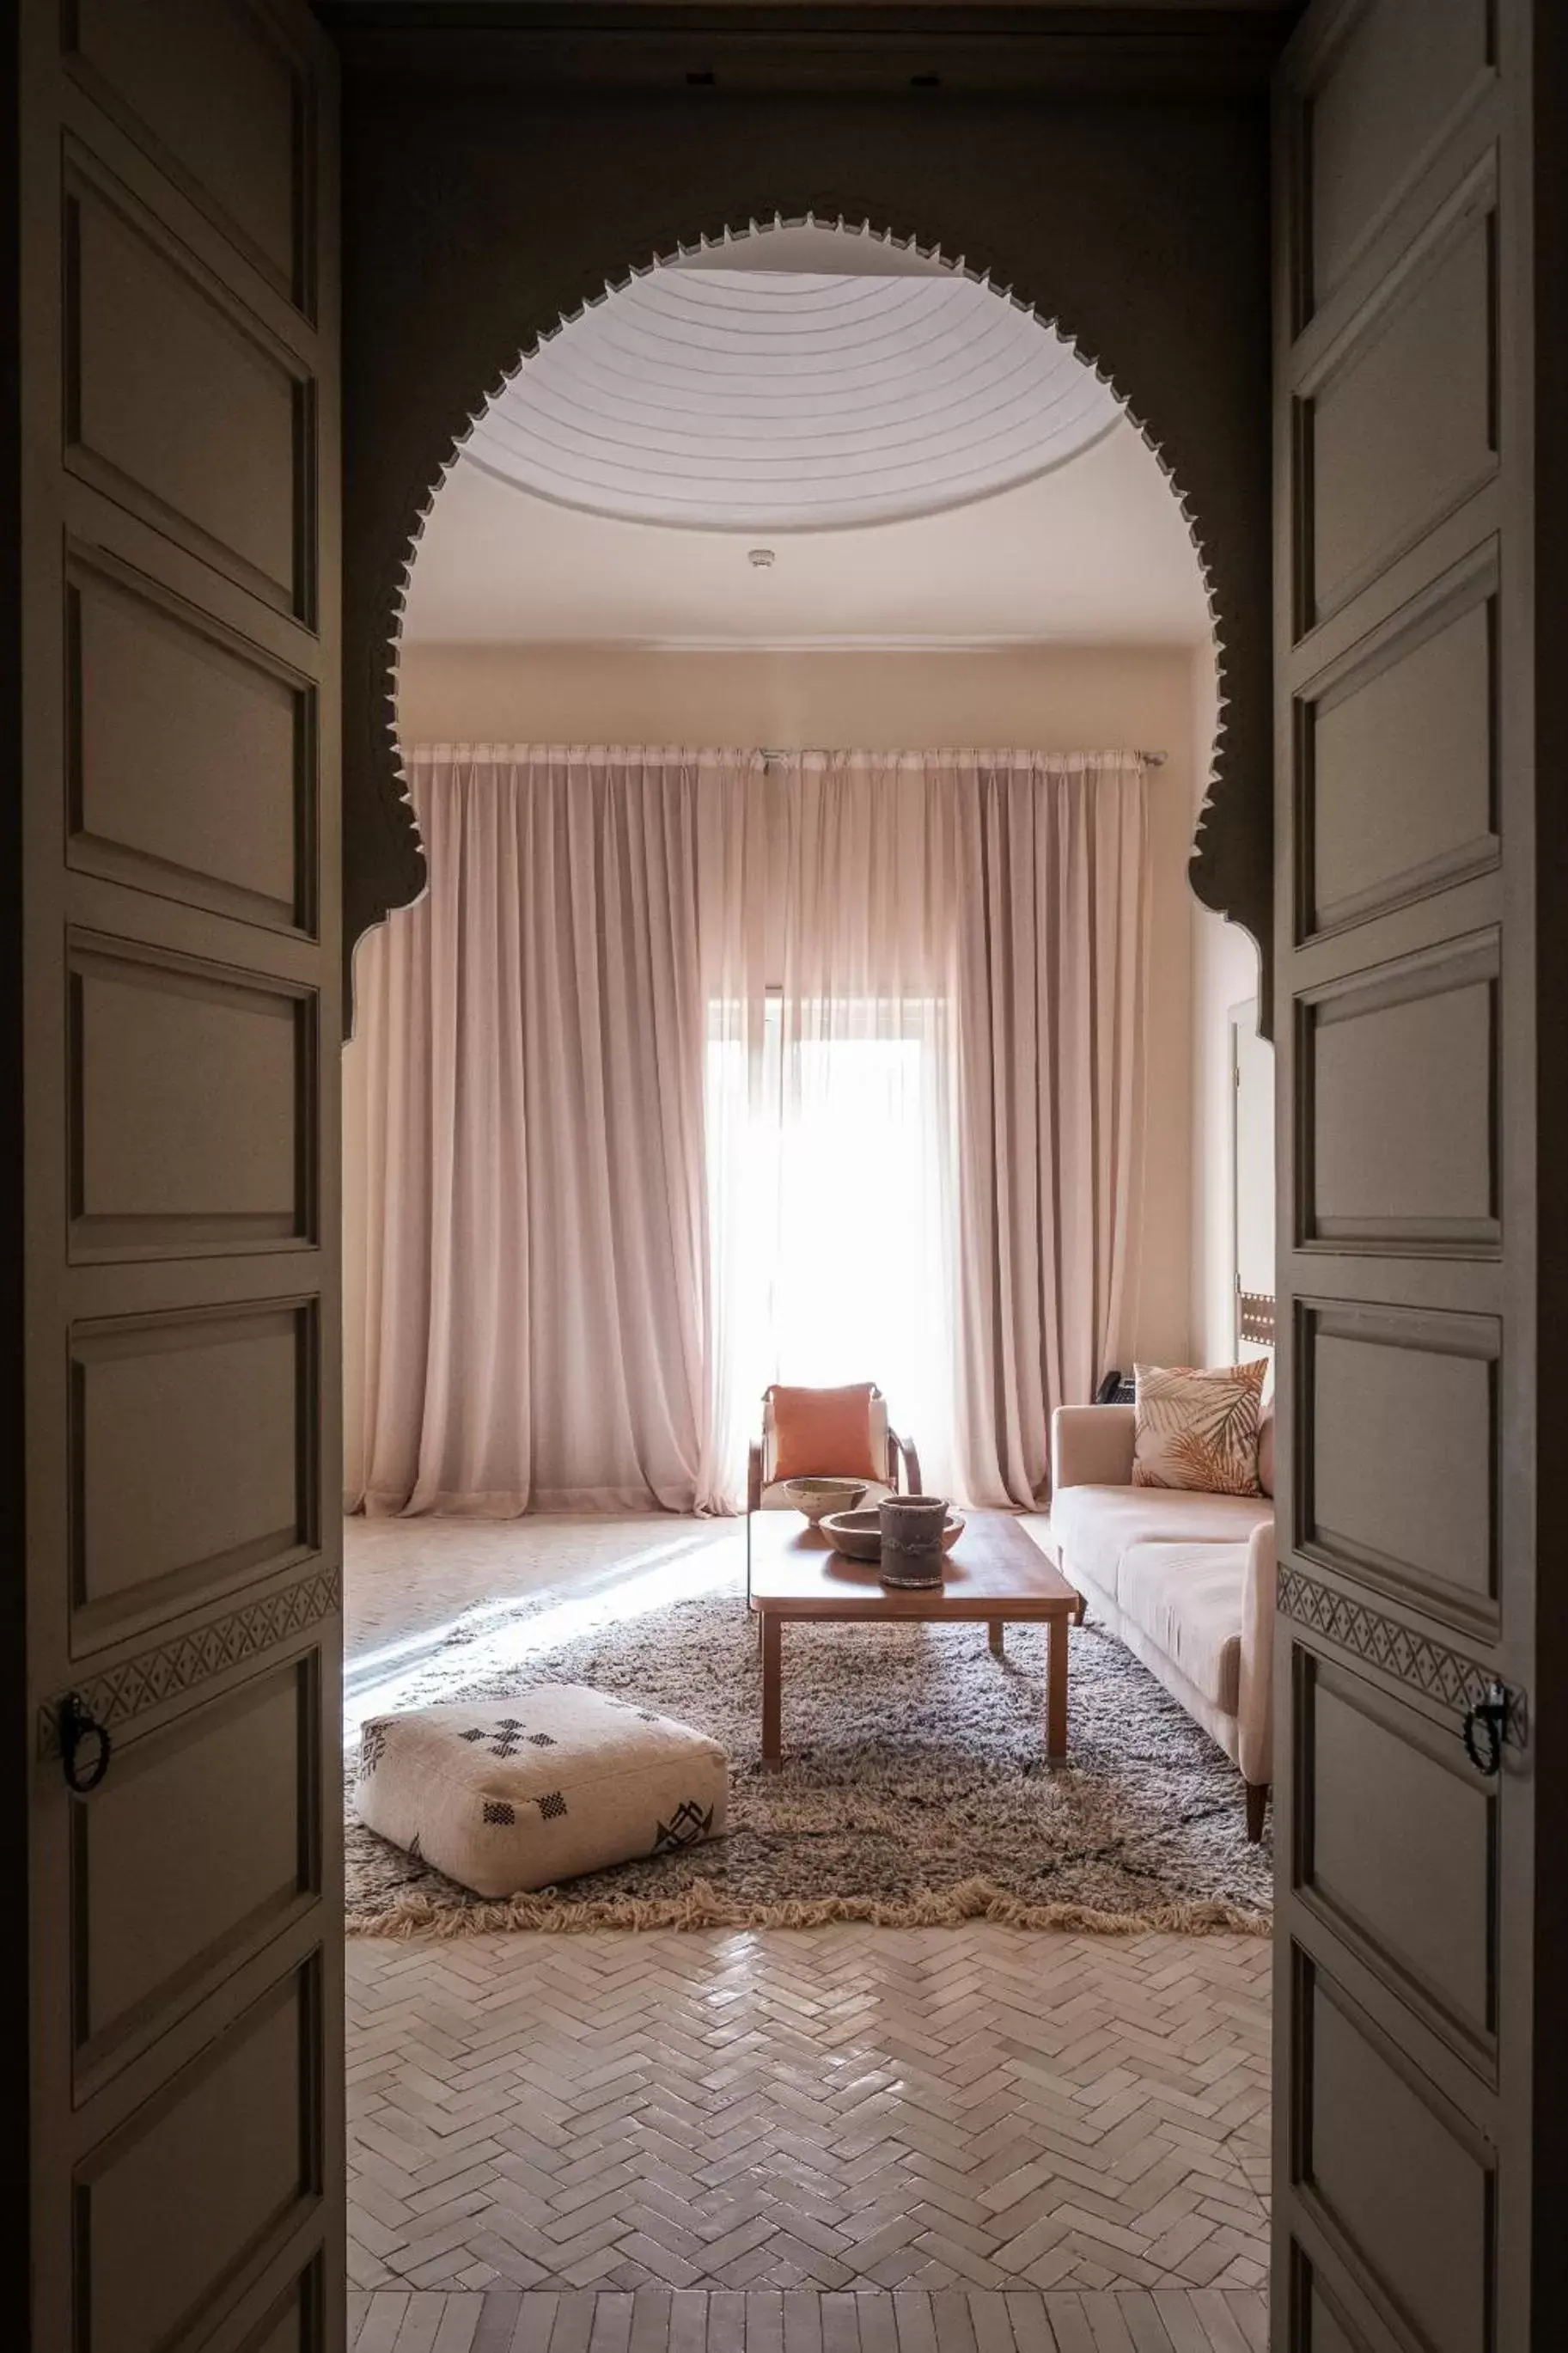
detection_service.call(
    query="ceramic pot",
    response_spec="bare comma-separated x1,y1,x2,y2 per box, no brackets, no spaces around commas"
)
878,1494,949,1588
781,1476,868,1525
820,1507,965,1563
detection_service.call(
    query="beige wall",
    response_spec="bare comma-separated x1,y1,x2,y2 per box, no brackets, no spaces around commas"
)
399,641,1188,761
345,643,1206,1495
1187,644,1270,1368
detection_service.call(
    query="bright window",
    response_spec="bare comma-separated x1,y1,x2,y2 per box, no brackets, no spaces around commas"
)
706,993,955,1492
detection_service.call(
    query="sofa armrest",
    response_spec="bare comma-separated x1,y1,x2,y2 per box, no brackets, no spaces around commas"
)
1051,1404,1137,1491
1238,1516,1277,1788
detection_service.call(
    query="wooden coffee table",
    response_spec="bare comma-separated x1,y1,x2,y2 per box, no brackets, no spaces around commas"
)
747,1508,1083,1766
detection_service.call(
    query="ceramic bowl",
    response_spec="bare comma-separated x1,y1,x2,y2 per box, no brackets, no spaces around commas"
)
820,1507,966,1563
782,1476,869,1525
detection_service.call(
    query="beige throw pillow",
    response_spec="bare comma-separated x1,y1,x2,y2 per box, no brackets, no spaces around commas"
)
1132,1360,1267,1496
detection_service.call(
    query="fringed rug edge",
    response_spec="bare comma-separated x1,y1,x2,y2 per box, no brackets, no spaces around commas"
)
345,1873,1272,1940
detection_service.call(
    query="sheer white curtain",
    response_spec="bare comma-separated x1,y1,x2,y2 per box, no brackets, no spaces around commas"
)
767,753,960,1493
348,745,761,1516
724,750,1148,1508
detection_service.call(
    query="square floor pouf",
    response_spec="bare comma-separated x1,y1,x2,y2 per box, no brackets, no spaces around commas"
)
355,1686,729,1898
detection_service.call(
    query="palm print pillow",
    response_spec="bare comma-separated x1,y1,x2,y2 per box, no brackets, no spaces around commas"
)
1132,1360,1268,1496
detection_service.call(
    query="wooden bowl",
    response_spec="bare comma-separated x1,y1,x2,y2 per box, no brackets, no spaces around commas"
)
782,1476,869,1525
821,1507,966,1562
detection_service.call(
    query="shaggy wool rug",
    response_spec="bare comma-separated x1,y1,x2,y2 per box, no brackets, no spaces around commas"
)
345,1573,1272,1937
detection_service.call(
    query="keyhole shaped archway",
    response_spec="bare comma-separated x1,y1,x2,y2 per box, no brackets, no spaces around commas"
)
339,188,1273,1028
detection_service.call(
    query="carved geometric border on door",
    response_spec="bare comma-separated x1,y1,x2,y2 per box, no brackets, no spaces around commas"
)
1279,1565,1522,1745
36,1563,339,1758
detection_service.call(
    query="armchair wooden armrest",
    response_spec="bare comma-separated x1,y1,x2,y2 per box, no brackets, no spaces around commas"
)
747,1412,920,1509
890,1430,923,1493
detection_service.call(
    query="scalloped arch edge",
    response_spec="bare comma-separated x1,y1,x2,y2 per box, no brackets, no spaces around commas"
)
349,205,1257,1032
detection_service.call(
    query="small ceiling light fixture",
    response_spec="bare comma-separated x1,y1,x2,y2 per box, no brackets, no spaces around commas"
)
747,547,776,569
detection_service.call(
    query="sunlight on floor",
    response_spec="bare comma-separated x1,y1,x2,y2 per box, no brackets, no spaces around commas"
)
344,1514,743,1746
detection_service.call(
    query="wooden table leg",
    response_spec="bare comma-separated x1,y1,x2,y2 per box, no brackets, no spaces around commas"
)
988,1619,1004,1659
1046,1611,1069,1761
761,1613,783,1767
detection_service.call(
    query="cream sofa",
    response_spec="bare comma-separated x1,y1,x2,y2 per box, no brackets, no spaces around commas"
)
1049,1403,1276,1839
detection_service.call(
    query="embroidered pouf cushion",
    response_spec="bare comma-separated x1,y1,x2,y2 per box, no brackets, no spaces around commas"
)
354,1687,729,1898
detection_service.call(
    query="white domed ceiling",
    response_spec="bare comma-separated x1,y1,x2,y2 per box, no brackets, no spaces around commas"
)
461,223,1123,532
405,223,1211,650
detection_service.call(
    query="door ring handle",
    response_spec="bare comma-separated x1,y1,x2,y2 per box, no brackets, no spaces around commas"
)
59,1693,112,1794
1461,1684,1508,1779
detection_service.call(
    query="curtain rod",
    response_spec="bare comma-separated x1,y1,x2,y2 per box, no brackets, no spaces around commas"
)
754,748,1168,766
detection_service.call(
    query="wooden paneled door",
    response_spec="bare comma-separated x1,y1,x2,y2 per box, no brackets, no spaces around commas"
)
1271,2,1564,2347
15,4,345,2349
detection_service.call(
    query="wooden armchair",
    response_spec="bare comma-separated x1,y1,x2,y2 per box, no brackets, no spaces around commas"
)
747,1383,923,1513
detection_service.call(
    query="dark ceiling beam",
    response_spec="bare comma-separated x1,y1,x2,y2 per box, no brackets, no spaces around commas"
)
316,3,1302,91
318,3,1300,17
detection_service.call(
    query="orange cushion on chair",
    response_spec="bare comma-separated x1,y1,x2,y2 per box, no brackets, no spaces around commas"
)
769,1384,882,1483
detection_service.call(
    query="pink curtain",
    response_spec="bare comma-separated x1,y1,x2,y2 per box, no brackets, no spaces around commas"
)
349,746,760,1516
948,753,1149,1504
347,744,1146,1517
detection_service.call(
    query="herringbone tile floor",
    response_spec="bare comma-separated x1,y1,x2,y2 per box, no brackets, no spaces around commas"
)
347,1927,1271,2348
345,1521,1272,2351
347,2282,1267,2352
